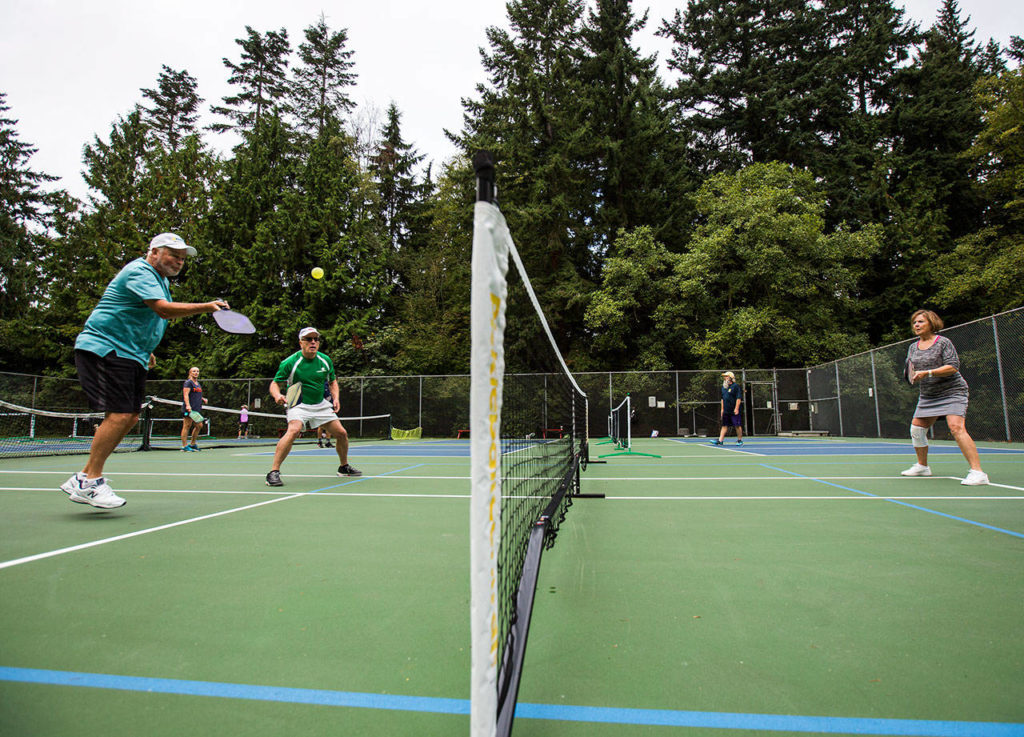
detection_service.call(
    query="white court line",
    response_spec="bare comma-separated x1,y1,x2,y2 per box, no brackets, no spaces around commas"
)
603,495,1024,500
0,487,470,498
0,471,470,480
0,493,304,571
3,485,1019,501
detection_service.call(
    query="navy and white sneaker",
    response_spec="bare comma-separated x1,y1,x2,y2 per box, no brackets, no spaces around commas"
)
61,474,126,509
266,470,283,487
337,464,362,477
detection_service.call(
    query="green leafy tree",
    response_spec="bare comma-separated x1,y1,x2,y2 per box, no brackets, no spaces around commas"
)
141,66,203,152
933,66,1024,313
583,226,685,369
670,162,881,367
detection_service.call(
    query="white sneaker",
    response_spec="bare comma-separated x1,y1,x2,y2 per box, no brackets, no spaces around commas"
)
901,463,931,477
68,479,126,509
961,470,990,486
60,472,88,496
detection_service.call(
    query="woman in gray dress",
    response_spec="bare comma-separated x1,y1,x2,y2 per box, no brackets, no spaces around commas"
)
901,309,989,485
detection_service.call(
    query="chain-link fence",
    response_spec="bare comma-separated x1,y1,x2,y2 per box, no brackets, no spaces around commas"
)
3,308,1020,442
807,308,1022,442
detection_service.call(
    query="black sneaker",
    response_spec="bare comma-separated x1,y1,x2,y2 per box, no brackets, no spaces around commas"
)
266,470,283,487
337,464,362,477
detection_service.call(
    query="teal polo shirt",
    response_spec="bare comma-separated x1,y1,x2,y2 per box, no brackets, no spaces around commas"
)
75,258,172,367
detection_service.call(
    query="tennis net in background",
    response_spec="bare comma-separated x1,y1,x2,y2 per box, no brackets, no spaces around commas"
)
469,152,593,737
0,399,145,459
607,394,632,451
145,396,391,449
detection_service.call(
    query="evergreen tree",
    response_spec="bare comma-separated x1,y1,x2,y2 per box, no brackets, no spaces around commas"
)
578,0,694,253
658,0,821,172
291,15,357,137
210,26,291,136
141,65,203,152
369,102,426,253
0,93,59,371
385,160,474,374
869,0,987,334
457,0,595,369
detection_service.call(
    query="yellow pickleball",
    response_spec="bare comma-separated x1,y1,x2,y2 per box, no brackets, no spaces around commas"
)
311,267,324,280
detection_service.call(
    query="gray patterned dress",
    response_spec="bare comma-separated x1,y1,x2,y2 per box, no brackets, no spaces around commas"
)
906,335,969,417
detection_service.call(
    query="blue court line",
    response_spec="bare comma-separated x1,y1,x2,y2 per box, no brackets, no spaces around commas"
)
306,464,424,494
762,465,1024,540
2,667,1022,736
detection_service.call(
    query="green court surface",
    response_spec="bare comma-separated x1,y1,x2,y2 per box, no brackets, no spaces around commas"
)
1,436,1022,736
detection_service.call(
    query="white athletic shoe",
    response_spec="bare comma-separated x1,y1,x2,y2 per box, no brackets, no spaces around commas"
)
60,472,88,496
961,470,990,486
901,463,932,477
68,479,126,509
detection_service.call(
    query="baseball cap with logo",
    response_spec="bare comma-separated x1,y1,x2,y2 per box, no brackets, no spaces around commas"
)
299,327,321,340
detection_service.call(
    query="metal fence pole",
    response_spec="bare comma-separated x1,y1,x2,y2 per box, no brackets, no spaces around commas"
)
419,375,424,430
870,351,881,437
675,371,680,435
805,369,813,431
834,362,844,437
992,316,1011,441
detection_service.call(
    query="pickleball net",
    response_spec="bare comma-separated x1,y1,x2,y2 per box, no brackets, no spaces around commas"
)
145,396,391,449
470,152,592,737
0,399,145,459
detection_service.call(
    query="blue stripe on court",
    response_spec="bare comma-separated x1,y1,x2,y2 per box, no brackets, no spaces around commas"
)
2,667,1022,736
672,439,1023,456
306,463,425,493
762,465,1024,539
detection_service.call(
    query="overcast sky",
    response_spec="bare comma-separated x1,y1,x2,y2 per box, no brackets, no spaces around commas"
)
1,0,1019,201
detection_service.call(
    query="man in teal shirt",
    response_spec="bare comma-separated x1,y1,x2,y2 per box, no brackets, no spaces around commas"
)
265,326,361,486
61,233,228,509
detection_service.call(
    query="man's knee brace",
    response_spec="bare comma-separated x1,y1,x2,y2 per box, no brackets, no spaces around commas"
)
911,425,929,448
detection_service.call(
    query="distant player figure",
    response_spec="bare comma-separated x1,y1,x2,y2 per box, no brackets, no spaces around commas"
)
316,380,334,448
711,371,743,446
181,366,207,451
60,233,228,508
901,310,988,486
265,327,360,487
238,404,250,439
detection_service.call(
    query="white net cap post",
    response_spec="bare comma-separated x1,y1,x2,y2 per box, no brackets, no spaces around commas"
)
470,151,506,737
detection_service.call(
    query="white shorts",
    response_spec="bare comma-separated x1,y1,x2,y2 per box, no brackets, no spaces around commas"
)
286,400,339,431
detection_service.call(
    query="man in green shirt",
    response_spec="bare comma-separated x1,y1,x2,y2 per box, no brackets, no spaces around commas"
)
265,327,361,486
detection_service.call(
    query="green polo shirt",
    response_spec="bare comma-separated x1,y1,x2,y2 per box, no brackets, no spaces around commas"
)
273,351,336,405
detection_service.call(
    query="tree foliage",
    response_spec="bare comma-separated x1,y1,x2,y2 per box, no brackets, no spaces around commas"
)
0,4,1019,380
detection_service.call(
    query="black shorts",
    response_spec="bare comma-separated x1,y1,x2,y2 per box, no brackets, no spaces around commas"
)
75,349,148,414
